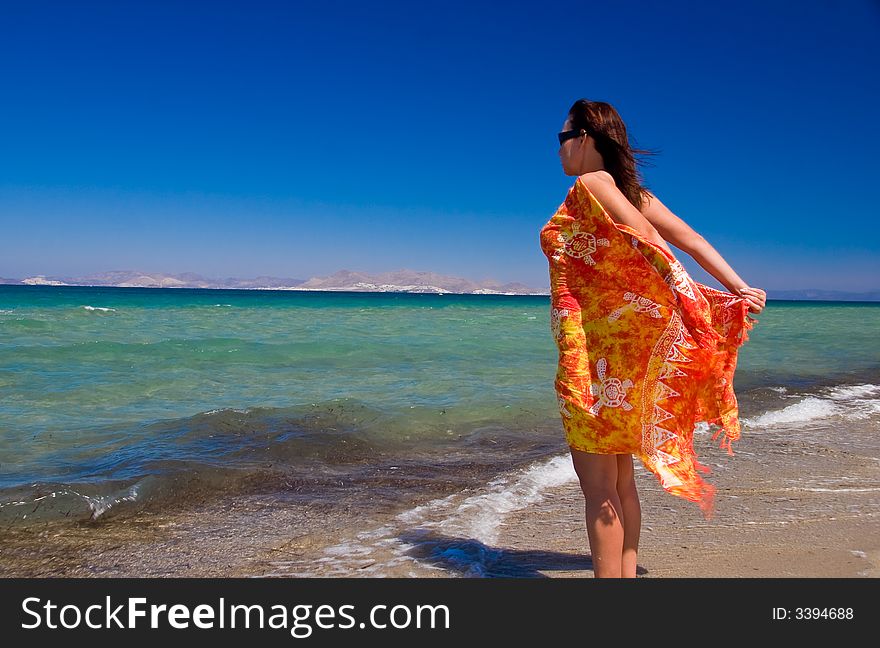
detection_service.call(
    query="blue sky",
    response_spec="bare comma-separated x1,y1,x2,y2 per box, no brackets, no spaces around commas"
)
1,0,878,291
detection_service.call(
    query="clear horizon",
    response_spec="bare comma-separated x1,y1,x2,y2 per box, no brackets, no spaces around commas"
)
2,1,879,292
4,270,880,298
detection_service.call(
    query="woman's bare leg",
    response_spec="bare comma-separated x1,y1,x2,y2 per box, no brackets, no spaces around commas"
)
570,448,624,578
616,453,641,578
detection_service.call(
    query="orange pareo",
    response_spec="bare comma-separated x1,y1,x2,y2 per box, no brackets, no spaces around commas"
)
540,178,754,518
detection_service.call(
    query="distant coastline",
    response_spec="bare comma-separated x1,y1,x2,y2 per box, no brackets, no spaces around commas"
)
1,270,878,301
0,269,546,296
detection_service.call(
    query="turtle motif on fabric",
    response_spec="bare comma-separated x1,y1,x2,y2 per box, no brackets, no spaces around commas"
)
607,292,663,322
556,221,610,266
589,358,634,415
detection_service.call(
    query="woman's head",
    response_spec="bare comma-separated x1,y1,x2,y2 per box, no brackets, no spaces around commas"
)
558,99,659,210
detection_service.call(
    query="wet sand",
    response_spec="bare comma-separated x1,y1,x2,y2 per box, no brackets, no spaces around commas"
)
2,421,878,578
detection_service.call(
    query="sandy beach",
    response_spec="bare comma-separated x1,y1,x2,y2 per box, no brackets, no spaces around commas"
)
3,412,878,578
494,474,880,578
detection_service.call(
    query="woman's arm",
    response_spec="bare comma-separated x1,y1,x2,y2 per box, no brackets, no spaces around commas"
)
580,175,766,313
579,173,674,256
639,190,748,292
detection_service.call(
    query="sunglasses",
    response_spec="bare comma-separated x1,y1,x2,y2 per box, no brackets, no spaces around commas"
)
558,128,587,146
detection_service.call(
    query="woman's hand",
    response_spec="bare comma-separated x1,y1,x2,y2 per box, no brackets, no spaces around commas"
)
737,286,767,314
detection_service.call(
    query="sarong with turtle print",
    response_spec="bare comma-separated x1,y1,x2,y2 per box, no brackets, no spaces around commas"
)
539,177,755,518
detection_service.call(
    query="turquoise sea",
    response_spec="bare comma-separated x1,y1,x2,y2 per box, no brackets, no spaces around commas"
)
1,285,879,575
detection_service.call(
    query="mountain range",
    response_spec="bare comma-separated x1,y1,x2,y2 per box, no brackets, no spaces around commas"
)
1,270,878,300
0,269,546,295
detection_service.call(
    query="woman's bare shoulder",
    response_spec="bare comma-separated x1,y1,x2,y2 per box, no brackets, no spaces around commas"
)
577,170,615,186
576,171,620,200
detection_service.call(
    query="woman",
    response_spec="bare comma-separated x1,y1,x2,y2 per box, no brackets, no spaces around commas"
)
540,99,766,578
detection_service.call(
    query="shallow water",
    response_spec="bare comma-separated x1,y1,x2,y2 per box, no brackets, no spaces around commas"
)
1,285,878,576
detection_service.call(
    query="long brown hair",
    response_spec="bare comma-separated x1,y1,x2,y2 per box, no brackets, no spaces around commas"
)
567,99,660,211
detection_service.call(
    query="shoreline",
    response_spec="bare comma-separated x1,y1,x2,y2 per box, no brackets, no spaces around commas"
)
3,482,876,578
3,420,878,578
2,377,878,579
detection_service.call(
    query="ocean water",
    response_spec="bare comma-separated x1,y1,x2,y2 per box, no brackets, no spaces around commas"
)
1,285,879,575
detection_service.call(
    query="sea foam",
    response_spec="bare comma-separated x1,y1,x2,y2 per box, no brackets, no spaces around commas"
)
292,454,578,577
396,454,576,546
743,383,880,429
